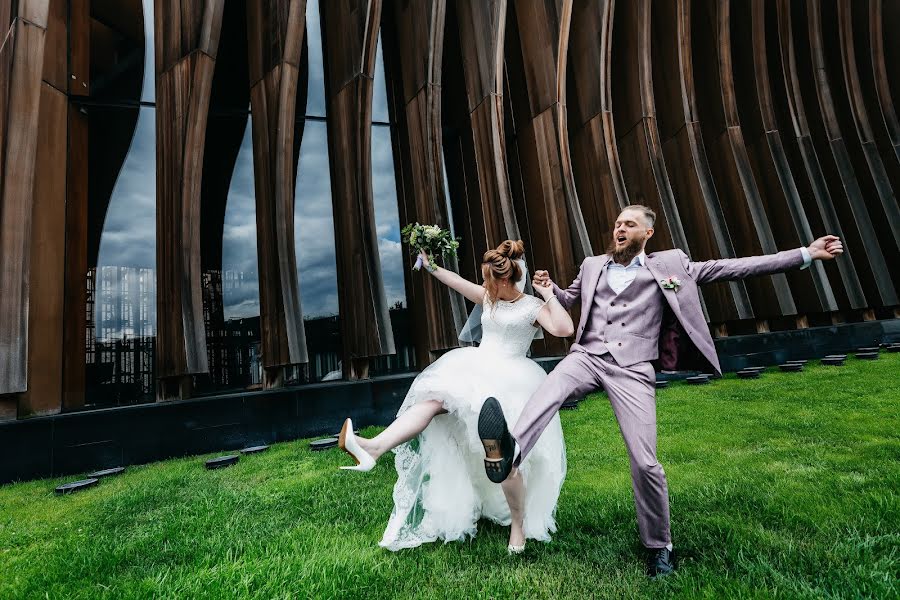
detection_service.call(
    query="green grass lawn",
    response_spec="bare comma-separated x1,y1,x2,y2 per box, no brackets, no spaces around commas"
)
2,355,898,599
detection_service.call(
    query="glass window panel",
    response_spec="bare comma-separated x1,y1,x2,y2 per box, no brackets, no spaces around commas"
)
371,29,411,372
196,114,264,393
371,124,414,375
90,106,157,406
371,125,406,310
221,120,261,320
372,36,390,123
141,0,155,103
305,0,327,118
294,121,342,382
441,149,457,239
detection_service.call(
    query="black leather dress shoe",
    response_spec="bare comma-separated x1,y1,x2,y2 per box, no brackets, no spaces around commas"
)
648,547,676,578
478,397,514,483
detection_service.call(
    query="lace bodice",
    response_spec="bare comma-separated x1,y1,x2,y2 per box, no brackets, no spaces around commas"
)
477,294,544,357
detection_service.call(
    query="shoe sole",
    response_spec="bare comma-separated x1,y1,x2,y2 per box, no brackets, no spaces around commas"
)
478,397,512,483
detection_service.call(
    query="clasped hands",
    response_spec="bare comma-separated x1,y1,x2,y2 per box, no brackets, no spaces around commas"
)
533,270,553,299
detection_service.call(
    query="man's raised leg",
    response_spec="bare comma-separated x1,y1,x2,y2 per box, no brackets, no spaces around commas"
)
511,352,602,466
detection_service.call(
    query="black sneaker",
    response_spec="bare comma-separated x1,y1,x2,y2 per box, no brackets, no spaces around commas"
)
648,547,676,578
478,397,514,483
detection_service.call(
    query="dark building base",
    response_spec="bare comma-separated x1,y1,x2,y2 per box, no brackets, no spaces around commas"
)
2,318,898,485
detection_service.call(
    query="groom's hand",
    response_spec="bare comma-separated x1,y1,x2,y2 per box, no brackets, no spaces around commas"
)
533,270,551,289
534,282,553,300
807,235,843,261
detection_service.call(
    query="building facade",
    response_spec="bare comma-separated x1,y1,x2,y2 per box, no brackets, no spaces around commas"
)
1,0,898,422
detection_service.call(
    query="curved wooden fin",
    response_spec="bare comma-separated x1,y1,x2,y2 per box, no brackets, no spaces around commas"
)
454,0,519,249
247,0,310,371
737,0,837,312
868,0,900,167
610,0,691,265
0,3,50,395
692,0,797,318
773,0,867,309
381,0,467,366
568,0,628,252
652,0,754,323
320,0,396,378
836,0,900,284
802,0,897,305
155,0,226,389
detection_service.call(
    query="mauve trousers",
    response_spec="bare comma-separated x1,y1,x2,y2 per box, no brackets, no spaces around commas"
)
512,350,671,548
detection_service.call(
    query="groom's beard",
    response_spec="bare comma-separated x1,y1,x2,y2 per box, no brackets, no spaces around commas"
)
606,237,644,265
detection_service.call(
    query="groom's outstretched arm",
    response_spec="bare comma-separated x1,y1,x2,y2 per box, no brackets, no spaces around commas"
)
682,235,842,285
544,259,586,310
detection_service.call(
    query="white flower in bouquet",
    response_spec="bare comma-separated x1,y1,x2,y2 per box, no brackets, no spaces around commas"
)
401,223,460,273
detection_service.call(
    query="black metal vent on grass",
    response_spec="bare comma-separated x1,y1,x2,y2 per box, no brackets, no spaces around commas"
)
55,478,99,495
310,438,338,451
88,467,125,479
205,455,239,469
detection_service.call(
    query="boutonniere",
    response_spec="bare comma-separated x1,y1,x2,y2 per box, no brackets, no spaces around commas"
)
661,276,682,292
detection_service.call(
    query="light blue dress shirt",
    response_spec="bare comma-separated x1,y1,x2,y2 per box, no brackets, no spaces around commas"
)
607,252,648,294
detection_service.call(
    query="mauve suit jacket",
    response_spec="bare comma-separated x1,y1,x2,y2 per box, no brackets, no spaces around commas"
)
552,248,805,375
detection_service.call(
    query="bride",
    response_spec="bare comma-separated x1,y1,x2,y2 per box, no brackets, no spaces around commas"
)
338,240,574,553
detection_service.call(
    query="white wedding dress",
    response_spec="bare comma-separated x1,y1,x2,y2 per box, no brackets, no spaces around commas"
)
380,294,567,550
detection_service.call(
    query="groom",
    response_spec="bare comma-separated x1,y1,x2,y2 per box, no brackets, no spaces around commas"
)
479,204,843,576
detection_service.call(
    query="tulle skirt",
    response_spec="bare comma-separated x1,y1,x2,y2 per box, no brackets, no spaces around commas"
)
379,346,567,550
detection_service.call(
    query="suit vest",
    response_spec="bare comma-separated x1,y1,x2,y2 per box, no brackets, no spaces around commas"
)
575,263,667,367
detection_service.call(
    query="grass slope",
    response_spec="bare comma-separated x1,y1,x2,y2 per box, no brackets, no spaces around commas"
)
1,355,898,599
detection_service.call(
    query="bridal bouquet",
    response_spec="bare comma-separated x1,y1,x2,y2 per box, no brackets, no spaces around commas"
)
401,223,460,273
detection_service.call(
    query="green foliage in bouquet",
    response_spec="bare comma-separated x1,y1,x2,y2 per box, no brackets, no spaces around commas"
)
401,223,460,273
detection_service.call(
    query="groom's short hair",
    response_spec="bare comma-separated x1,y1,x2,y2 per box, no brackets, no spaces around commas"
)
621,204,656,228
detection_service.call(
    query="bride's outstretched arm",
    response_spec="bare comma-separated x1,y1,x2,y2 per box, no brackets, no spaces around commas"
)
533,281,575,338
419,251,486,304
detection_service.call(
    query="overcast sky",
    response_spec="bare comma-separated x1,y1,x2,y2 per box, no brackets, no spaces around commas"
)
95,0,406,336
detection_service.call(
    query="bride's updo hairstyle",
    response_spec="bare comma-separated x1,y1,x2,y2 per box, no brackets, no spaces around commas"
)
481,239,525,304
